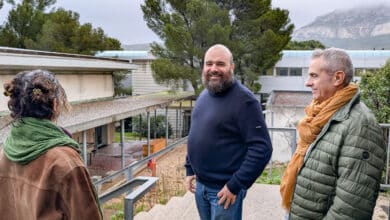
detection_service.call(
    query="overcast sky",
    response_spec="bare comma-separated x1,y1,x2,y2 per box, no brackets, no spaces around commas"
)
0,0,388,45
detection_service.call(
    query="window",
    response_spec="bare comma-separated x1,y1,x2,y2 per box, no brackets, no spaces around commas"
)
289,68,302,76
276,68,288,76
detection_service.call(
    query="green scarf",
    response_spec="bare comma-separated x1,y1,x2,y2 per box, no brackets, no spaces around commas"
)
4,117,80,165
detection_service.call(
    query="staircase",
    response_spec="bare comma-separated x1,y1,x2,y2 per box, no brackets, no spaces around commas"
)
135,191,198,220
134,184,284,220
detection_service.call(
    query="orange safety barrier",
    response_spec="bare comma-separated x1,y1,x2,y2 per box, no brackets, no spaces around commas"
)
142,138,166,157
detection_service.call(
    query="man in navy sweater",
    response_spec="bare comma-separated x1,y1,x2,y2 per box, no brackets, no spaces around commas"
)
185,44,273,220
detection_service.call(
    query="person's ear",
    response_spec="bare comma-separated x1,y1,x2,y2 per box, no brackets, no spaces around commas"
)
333,71,345,86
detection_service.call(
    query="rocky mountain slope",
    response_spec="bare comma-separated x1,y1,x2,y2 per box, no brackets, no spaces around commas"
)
292,4,390,49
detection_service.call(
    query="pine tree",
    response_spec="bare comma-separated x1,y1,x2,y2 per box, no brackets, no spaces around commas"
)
142,0,294,93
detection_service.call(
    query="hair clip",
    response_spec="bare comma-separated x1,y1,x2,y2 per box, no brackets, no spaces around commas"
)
32,88,42,96
3,91,12,97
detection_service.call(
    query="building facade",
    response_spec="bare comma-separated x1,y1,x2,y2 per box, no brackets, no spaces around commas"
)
0,47,193,167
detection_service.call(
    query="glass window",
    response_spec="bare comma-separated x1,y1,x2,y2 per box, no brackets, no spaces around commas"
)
276,68,288,76
289,68,302,76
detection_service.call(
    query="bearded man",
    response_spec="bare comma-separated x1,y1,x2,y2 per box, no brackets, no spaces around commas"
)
185,44,273,220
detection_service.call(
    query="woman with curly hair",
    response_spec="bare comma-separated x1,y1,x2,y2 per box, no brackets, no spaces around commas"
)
0,69,102,219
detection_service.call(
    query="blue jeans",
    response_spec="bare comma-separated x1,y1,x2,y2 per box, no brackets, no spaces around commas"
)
195,181,246,220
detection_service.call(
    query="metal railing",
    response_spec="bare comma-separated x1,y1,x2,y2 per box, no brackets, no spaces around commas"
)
93,136,188,188
94,124,389,219
99,176,158,220
267,127,297,178
93,137,188,220
267,125,390,190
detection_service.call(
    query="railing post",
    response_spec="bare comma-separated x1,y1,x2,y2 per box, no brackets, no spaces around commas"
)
147,111,151,156
127,167,133,182
121,119,125,169
165,106,169,145
82,130,87,165
124,198,134,220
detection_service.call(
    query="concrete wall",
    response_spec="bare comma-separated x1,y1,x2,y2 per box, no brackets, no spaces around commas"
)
1,73,114,112
265,106,305,162
72,122,115,146
56,74,114,103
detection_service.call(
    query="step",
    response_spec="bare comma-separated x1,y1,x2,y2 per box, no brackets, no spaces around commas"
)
146,204,165,219
155,195,191,220
134,211,152,220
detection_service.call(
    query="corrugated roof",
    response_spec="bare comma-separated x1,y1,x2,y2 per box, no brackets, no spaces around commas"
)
267,90,312,107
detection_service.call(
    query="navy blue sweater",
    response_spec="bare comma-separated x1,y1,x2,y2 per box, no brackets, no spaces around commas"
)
185,80,272,194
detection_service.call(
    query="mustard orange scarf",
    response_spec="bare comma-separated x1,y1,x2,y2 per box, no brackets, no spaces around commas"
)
280,84,358,210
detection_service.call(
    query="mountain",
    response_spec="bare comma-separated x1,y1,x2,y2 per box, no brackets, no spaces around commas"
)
292,4,390,49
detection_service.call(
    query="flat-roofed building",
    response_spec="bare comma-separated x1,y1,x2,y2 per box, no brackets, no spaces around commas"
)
0,47,194,168
259,50,390,94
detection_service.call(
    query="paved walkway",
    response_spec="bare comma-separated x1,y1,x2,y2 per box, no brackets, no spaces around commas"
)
135,184,285,220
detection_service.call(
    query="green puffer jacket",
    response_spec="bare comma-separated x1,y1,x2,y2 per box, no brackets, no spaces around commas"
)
289,92,386,220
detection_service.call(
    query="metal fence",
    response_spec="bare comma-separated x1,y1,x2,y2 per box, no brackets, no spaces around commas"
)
267,125,390,189
93,137,188,220
95,124,389,219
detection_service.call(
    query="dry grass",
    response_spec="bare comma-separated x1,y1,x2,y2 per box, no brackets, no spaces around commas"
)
102,144,187,219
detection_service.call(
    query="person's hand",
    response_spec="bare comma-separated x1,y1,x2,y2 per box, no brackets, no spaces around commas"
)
185,175,196,193
217,185,236,209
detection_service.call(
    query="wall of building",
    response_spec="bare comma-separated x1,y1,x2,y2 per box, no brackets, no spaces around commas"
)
72,122,115,147
0,73,114,112
56,74,114,103
265,106,305,162
132,60,171,95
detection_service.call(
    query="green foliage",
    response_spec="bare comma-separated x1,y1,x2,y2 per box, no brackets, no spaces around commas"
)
132,115,172,138
359,60,390,123
285,40,326,50
114,132,139,142
134,204,145,215
103,200,125,220
0,0,47,48
113,71,132,96
142,0,231,92
230,1,294,88
256,163,286,185
110,211,124,220
0,1,121,54
142,0,293,93
115,87,133,97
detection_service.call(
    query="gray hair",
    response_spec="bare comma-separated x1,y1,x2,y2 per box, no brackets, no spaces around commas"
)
312,48,354,86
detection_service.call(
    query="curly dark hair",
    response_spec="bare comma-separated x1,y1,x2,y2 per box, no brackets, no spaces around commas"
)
3,69,69,120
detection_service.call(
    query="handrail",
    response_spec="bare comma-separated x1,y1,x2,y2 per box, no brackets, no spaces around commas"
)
99,176,158,220
93,136,188,188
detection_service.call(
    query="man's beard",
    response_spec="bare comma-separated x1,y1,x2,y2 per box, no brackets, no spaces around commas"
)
202,70,233,94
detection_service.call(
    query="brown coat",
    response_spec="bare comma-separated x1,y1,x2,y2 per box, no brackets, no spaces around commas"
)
0,146,102,220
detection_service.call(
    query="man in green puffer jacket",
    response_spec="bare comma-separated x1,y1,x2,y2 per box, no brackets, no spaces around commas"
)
280,48,386,220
